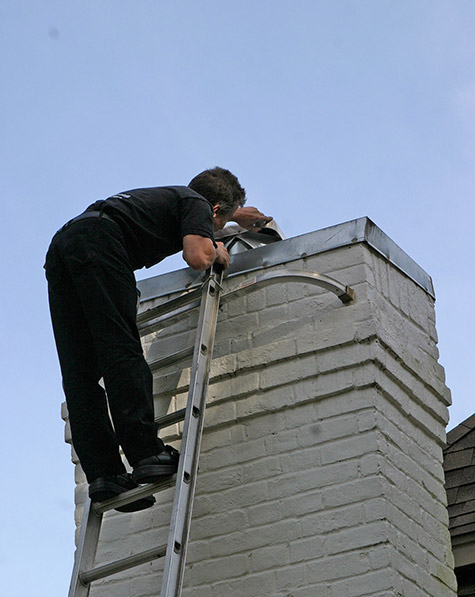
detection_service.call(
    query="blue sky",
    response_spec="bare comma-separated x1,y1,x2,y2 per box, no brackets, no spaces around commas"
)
1,1,474,595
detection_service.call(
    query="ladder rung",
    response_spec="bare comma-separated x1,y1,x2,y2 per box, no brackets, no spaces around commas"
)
92,476,176,514
138,300,201,337
148,346,194,373
156,408,186,429
80,544,167,585
136,287,202,326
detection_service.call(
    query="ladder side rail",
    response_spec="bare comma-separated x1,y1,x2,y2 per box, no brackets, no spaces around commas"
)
160,267,224,597
68,498,103,597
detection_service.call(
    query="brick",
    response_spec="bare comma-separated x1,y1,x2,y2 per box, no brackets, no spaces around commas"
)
202,399,236,427
375,396,445,469
297,461,358,493
371,340,450,424
243,413,286,440
185,553,249,584
252,315,314,349
268,472,308,500
229,332,252,354
207,479,268,513
289,536,325,563
224,294,247,318
320,430,378,465
247,500,286,527
236,339,296,370
331,569,394,596
280,400,319,430
186,539,211,564
300,502,366,536
196,465,244,493
251,543,290,571
257,303,288,327
241,454,282,483
229,370,260,396
259,354,317,390
381,459,449,525
364,497,387,523
287,281,307,303
297,415,359,448
209,570,278,597
275,562,309,590
359,453,381,476
368,545,391,570
280,489,325,517
199,436,266,471
326,521,388,555
208,519,301,558
306,551,371,583
191,510,248,540
182,583,214,597
316,386,377,419
322,476,384,508
246,287,266,312
236,385,296,418
263,426,299,454
288,583,332,597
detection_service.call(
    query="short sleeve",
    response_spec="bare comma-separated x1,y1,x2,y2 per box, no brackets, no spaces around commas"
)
180,196,215,244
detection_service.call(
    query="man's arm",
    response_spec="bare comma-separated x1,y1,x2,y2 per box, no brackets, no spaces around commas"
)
182,235,230,271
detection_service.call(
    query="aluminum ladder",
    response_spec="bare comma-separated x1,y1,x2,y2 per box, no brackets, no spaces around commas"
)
68,265,225,597
68,265,354,597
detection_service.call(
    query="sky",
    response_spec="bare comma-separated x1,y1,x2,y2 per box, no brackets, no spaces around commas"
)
1,1,474,595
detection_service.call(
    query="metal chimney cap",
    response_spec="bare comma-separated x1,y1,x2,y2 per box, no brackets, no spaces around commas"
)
215,220,285,255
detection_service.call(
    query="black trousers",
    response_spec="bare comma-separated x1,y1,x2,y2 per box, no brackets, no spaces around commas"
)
45,215,164,483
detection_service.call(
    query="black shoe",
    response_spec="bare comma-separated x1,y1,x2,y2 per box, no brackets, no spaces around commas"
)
132,445,180,484
89,473,156,512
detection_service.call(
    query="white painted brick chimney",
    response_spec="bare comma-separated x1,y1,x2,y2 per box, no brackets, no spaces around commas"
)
64,217,457,596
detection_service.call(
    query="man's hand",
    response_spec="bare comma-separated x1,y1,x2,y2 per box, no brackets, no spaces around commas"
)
183,235,231,270
215,242,230,269
232,206,273,231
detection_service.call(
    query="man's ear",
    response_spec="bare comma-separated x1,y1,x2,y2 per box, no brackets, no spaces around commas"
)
212,204,220,216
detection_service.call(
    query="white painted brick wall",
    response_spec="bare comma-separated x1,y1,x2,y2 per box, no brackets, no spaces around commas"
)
63,237,457,596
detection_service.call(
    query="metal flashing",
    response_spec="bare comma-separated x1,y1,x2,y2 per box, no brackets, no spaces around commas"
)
137,217,435,301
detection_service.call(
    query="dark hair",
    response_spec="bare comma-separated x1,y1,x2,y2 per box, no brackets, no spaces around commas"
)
188,167,246,214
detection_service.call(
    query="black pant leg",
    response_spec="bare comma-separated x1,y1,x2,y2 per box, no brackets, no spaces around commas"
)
46,218,164,479
45,238,127,482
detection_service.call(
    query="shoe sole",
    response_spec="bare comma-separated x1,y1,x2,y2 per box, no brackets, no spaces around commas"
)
132,464,178,484
114,497,155,513
89,479,156,512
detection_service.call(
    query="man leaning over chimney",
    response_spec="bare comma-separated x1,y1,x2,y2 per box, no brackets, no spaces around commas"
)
45,167,271,511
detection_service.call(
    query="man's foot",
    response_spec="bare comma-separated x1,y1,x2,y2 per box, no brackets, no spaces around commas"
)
89,473,155,512
132,445,180,484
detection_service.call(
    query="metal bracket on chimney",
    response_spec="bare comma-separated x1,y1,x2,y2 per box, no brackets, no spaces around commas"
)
137,268,355,347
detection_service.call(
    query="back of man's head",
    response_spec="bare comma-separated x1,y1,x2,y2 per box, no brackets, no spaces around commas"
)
188,167,246,213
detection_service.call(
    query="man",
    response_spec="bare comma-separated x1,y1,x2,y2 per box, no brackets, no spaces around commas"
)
45,167,271,511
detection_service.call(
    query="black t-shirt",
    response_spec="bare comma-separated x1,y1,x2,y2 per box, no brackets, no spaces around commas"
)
85,186,215,270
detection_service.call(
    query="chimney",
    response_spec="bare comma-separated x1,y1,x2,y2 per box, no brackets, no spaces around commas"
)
64,217,457,596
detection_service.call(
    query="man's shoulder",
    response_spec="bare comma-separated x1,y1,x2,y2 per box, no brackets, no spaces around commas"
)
165,186,208,202
116,185,208,203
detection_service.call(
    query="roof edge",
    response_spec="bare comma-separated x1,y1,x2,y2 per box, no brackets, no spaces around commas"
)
445,413,475,447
